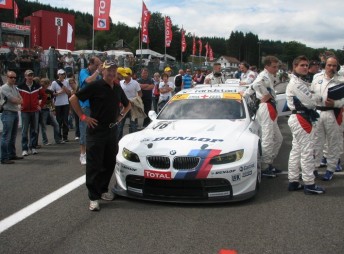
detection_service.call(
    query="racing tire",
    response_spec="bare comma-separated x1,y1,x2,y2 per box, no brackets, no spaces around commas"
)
255,143,262,192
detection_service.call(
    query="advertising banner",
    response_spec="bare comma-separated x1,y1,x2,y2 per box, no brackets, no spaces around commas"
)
93,0,111,31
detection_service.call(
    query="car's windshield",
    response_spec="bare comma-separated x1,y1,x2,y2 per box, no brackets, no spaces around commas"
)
158,99,246,120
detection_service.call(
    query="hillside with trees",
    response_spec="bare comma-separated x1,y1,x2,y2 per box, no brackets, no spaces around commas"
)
1,0,343,66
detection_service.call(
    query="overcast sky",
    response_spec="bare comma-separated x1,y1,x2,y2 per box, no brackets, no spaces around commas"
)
31,0,344,50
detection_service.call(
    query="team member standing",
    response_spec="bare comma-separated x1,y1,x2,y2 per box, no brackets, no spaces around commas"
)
311,56,344,181
39,78,61,145
251,56,283,177
137,68,154,127
117,67,142,140
286,55,325,194
17,70,47,156
158,73,175,111
1,71,23,164
152,72,161,113
50,69,72,142
181,68,193,90
69,60,131,211
174,69,184,93
204,63,225,84
239,62,256,86
63,52,75,77
193,69,205,85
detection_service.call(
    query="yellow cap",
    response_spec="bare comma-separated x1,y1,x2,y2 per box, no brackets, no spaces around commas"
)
164,67,172,72
117,67,128,77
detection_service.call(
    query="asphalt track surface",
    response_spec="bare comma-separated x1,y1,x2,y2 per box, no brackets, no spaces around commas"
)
0,117,344,254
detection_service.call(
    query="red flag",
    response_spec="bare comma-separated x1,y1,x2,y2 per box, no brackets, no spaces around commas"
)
205,42,209,58
141,1,151,44
14,1,18,19
0,0,13,9
93,0,111,31
181,29,186,53
198,39,202,55
165,16,173,47
192,35,196,55
209,46,214,61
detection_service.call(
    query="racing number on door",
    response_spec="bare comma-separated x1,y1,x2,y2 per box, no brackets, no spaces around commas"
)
153,122,171,130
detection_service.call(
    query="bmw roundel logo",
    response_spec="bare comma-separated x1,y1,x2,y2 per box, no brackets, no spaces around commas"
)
97,19,106,28
170,150,176,155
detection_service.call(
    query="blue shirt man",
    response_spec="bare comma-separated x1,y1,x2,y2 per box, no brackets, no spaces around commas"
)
182,69,193,89
77,56,102,165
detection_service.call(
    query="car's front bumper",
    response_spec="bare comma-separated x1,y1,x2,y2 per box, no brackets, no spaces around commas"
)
113,174,256,203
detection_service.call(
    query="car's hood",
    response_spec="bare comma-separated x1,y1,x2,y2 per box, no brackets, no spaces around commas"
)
120,119,249,155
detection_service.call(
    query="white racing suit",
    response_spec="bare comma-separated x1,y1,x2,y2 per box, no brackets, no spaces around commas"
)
286,74,320,185
204,72,225,85
240,70,256,85
311,72,344,173
251,69,283,169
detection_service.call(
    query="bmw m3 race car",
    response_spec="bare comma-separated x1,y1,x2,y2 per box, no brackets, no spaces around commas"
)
113,84,264,203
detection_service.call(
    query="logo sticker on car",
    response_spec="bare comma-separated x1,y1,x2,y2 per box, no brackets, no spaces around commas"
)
144,170,172,180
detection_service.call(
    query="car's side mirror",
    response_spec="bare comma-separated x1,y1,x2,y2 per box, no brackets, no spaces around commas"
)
148,110,157,120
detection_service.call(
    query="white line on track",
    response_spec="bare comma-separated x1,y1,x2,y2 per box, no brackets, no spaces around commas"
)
0,175,85,234
1,170,343,234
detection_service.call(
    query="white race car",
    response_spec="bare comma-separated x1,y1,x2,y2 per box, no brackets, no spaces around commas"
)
113,84,263,203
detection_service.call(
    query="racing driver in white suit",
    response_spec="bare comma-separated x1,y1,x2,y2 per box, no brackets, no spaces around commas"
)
311,56,344,181
239,62,256,86
204,63,225,85
286,55,325,194
246,56,283,177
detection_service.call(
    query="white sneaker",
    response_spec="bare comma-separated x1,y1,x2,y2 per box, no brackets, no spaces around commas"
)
101,192,115,201
32,149,38,155
80,153,86,165
22,150,29,156
89,200,100,211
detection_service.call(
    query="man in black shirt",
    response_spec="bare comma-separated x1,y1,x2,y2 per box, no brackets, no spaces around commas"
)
174,69,184,93
137,68,154,127
69,60,131,211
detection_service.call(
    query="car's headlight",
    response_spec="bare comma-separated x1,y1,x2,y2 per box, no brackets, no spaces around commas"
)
122,148,140,162
209,150,244,165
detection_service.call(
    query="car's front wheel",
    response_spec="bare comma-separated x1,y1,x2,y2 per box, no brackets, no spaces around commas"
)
255,144,262,192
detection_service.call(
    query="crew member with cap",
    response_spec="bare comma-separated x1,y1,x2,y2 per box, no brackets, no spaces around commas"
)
69,60,131,211
50,69,72,142
117,67,142,140
204,63,225,84
17,70,47,156
164,66,172,76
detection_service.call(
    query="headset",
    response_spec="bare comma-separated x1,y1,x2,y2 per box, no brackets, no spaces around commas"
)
325,55,341,72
